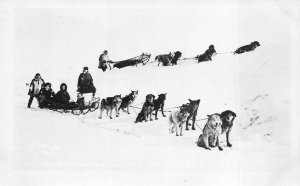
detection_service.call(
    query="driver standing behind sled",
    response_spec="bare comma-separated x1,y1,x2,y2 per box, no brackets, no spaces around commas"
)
98,50,112,71
77,66,97,97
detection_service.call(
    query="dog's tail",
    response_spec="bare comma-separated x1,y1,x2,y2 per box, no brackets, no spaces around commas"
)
155,56,158,60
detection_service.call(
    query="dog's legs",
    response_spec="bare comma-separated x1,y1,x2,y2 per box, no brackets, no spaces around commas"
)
161,107,166,117
191,113,197,130
185,114,192,130
226,130,232,147
143,109,148,122
106,108,109,117
115,107,119,117
169,115,175,134
169,122,174,134
127,106,130,114
99,108,104,119
216,136,223,151
109,108,113,119
179,122,183,136
149,109,153,121
175,122,179,136
155,109,158,120
203,134,211,150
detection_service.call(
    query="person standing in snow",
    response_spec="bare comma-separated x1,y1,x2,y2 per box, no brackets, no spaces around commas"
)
77,67,96,97
197,45,217,63
27,73,44,108
98,50,112,71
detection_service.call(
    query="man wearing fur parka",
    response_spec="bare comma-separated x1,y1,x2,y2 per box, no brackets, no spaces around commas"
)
54,83,70,105
77,67,96,97
27,73,44,108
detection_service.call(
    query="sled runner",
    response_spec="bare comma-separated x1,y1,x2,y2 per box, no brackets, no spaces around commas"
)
39,96,100,115
113,53,151,69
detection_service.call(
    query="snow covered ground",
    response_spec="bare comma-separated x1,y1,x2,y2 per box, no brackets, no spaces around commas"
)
1,0,300,185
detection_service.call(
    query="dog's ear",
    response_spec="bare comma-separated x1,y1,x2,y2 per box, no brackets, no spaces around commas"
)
165,93,167,95
136,90,138,94
197,99,200,104
207,115,211,118
231,111,237,117
188,99,192,103
220,112,226,119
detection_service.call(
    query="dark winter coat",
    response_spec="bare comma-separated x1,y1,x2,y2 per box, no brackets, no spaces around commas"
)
77,72,96,94
39,83,55,100
54,83,70,104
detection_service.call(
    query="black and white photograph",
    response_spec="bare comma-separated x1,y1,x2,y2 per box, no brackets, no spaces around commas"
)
0,0,300,185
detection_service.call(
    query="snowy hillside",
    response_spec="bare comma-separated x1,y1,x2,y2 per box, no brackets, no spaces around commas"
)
1,0,300,186
7,39,297,186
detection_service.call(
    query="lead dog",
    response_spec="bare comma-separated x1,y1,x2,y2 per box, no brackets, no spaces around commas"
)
197,113,223,150
135,94,155,123
169,104,189,136
99,95,122,119
220,110,236,147
118,90,138,114
234,41,260,54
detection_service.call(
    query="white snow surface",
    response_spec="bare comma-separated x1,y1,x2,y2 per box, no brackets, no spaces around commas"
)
1,0,300,186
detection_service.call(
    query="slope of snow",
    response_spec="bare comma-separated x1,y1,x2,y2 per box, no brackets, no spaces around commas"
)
6,40,297,186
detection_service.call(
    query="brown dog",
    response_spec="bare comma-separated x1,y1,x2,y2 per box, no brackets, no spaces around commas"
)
99,95,122,119
220,110,236,147
134,94,155,123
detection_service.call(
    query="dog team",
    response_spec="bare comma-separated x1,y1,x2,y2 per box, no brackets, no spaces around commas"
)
99,91,237,151
27,40,253,151
98,41,260,69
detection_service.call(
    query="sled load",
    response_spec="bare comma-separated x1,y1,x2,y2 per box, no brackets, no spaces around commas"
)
39,95,100,115
234,41,260,54
113,53,151,69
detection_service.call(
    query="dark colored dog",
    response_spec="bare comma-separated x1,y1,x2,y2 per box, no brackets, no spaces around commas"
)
99,95,122,119
234,41,260,54
153,93,167,120
220,110,236,147
170,51,182,65
155,53,173,66
118,90,138,114
198,45,216,63
185,99,201,130
135,94,155,123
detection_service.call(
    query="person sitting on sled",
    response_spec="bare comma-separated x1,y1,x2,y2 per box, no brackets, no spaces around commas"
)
38,82,55,108
77,66,96,97
76,93,85,106
197,45,217,63
27,73,45,108
54,83,71,105
98,50,112,71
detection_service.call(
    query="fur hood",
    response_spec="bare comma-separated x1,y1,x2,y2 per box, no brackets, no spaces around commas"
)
60,83,67,91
